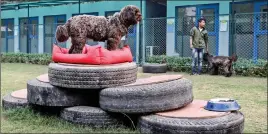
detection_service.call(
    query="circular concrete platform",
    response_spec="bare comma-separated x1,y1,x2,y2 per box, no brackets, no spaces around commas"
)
156,100,230,119
125,75,183,86
36,74,49,83
11,89,27,99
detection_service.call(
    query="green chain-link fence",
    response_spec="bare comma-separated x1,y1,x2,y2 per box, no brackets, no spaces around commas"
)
1,12,267,62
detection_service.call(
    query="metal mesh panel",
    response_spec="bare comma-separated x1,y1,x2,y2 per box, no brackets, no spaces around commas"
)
256,12,267,60
234,12,267,60
175,16,196,57
175,15,218,57
234,13,254,59
126,25,137,61
143,18,167,61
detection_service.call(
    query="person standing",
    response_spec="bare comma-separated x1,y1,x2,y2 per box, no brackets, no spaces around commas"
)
189,18,209,75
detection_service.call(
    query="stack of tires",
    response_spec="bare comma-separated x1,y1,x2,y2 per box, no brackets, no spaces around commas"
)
2,62,244,133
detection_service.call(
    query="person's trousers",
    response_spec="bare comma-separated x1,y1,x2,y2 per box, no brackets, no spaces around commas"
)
191,48,204,74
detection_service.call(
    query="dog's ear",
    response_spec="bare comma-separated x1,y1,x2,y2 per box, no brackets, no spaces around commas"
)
233,54,238,62
229,53,238,62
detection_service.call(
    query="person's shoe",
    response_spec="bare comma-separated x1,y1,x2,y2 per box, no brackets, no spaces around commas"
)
190,72,197,75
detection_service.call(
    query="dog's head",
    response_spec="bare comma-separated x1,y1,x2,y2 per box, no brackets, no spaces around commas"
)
203,52,213,62
228,53,238,62
120,5,142,26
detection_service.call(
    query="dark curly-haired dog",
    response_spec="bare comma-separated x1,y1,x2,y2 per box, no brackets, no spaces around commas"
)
203,53,238,77
55,5,142,54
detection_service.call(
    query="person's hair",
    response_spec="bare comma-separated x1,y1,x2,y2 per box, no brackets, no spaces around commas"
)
198,18,206,23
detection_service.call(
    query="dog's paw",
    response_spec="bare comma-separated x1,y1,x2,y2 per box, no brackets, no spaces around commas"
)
225,73,232,77
232,70,236,75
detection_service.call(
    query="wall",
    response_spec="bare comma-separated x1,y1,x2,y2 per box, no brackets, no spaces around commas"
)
166,1,231,56
1,1,144,53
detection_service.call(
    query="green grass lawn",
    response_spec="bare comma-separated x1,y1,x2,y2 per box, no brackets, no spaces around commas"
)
1,63,267,133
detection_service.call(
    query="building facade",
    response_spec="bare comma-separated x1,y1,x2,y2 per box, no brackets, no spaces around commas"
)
1,0,267,62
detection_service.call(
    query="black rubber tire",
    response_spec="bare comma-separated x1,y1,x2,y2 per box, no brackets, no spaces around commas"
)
27,79,99,107
142,63,167,73
138,111,244,134
2,93,28,110
100,78,193,114
60,106,123,128
48,62,138,89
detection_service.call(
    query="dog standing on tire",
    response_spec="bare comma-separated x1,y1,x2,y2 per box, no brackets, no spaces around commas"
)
55,5,142,54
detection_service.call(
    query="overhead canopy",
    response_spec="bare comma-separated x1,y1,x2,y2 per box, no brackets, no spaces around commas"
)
1,0,102,11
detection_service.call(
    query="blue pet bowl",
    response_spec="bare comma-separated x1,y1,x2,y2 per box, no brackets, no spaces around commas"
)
204,98,241,112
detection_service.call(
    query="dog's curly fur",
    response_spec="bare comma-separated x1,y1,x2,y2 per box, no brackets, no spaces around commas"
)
203,53,238,77
55,5,142,54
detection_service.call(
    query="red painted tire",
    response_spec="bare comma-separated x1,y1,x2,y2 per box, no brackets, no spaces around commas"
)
52,44,133,65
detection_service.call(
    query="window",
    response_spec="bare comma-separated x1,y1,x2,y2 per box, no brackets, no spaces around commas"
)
2,19,14,37
19,18,38,36
72,12,98,17
105,11,120,18
177,7,197,35
233,3,254,14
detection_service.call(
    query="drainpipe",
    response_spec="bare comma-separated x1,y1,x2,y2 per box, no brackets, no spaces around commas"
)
79,0,81,14
27,4,30,53
139,0,143,64
231,0,235,55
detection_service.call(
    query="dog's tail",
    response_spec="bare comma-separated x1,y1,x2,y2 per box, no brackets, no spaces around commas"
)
55,19,71,43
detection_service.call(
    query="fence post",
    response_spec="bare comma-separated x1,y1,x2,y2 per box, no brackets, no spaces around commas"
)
181,16,184,57
136,23,140,64
27,4,30,53
142,20,145,64
230,0,236,56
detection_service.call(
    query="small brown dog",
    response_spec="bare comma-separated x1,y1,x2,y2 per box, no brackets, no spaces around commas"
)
203,53,238,77
55,5,142,54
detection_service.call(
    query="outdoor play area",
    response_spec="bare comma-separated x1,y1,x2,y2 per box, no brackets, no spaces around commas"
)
1,63,267,133
1,0,267,134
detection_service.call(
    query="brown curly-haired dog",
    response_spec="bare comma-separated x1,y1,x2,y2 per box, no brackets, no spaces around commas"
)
55,5,142,54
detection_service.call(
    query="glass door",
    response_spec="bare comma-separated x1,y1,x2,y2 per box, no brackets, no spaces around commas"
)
44,15,66,53
19,17,38,53
29,18,38,53
1,19,14,53
197,4,219,55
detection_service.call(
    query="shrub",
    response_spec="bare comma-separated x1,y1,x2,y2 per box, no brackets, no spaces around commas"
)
1,53,52,65
147,55,268,77
1,53,267,77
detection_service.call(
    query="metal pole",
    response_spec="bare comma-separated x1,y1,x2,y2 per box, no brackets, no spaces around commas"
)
79,0,81,14
231,0,235,55
27,4,30,53
139,0,143,64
